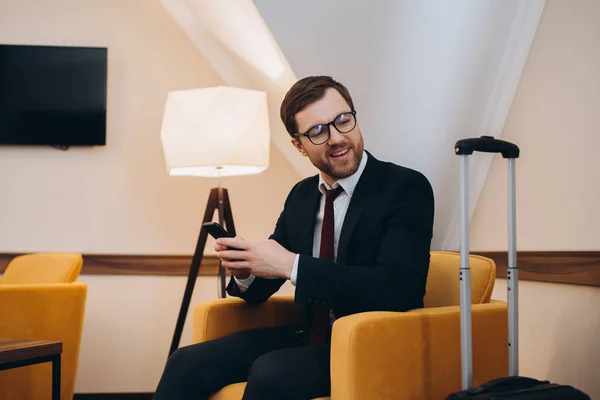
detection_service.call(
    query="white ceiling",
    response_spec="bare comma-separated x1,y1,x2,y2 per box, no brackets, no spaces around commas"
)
160,0,547,249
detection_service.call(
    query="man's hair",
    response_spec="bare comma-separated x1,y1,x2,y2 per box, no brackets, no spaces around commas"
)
280,76,355,137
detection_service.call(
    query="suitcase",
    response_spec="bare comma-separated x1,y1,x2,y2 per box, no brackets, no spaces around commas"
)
445,136,591,399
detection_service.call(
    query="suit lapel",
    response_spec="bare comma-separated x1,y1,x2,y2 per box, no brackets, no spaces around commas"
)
295,177,322,256
337,152,384,265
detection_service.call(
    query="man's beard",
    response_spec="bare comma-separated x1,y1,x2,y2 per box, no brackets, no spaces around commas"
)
313,141,364,180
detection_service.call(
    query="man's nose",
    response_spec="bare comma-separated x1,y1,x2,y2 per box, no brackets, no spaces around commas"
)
327,125,345,144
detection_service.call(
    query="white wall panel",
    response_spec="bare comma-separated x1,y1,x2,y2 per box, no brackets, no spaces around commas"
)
254,0,546,249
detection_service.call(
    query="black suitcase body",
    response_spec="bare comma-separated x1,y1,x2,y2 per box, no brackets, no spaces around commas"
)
445,137,591,400
446,376,591,399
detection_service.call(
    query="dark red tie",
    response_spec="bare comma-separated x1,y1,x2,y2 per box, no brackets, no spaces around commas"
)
309,185,344,345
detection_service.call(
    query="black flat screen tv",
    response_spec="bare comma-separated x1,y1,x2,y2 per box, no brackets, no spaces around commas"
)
0,44,107,147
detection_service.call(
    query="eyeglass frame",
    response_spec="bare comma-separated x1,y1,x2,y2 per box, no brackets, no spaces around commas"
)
293,110,357,145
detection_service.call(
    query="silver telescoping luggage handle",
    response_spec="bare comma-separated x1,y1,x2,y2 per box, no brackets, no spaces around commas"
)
454,135,520,391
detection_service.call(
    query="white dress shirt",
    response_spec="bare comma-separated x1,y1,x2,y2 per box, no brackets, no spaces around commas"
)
234,150,368,292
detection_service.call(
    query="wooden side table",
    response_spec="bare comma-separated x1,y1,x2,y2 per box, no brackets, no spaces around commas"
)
0,338,62,400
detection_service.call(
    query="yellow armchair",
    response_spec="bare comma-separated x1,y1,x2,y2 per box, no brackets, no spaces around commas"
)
192,251,508,400
0,252,88,400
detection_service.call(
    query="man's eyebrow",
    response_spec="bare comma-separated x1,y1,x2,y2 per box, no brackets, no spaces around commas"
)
301,111,348,132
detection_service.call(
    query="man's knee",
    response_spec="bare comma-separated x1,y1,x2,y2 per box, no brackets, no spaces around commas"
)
164,342,210,377
156,343,214,397
246,351,287,394
165,346,192,371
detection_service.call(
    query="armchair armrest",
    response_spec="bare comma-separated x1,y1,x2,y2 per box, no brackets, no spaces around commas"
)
0,282,87,400
192,296,305,343
330,300,508,400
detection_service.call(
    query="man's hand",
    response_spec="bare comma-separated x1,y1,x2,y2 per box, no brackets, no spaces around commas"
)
214,242,251,279
215,238,296,280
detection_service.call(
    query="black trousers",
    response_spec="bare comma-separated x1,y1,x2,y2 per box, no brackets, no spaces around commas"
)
152,325,331,400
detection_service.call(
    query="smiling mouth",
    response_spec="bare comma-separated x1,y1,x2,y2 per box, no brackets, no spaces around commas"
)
330,148,350,158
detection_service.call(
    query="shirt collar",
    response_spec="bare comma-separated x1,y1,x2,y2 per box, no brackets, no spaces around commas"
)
318,150,368,196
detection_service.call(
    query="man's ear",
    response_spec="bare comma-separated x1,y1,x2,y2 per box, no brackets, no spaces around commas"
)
291,138,308,157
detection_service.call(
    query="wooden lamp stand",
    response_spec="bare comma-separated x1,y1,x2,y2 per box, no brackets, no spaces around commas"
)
168,185,236,356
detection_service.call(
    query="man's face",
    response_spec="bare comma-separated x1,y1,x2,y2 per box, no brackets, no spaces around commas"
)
292,88,364,185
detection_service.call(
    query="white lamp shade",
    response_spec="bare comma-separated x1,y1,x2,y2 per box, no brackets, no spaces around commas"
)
160,86,270,177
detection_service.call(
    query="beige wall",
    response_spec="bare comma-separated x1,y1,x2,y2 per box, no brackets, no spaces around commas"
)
0,0,299,393
471,0,600,398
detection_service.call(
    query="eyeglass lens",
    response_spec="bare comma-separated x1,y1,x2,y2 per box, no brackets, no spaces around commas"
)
307,112,356,144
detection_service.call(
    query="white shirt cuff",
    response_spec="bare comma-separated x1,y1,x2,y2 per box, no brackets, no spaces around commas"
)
233,274,256,293
290,254,300,286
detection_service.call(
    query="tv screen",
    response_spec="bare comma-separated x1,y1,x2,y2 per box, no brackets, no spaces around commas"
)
0,44,107,147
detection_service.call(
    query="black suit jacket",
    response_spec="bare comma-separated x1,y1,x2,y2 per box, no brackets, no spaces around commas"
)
227,151,435,320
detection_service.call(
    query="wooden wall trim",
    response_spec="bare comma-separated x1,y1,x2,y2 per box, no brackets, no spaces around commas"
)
477,251,600,287
1,251,599,286
0,253,221,276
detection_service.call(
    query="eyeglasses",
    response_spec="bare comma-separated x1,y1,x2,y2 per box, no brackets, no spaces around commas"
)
295,110,357,145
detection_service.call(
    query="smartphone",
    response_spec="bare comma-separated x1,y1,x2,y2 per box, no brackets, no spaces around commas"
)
202,222,232,239
203,222,242,253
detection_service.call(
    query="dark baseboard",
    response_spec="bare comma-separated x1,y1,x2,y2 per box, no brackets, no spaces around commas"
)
74,394,153,400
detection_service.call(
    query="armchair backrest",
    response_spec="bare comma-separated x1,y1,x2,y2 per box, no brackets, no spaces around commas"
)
1,252,83,284
424,251,496,308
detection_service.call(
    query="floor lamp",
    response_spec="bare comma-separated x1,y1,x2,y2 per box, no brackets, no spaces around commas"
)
160,86,270,356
